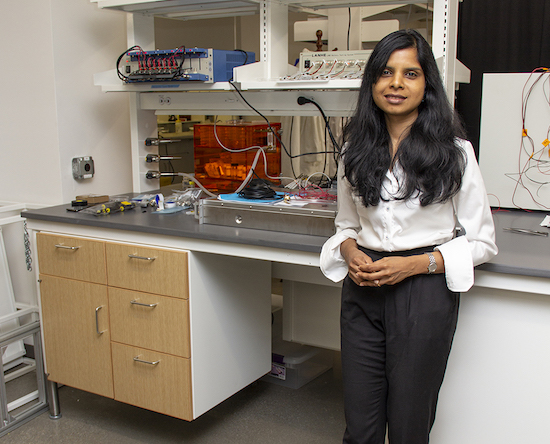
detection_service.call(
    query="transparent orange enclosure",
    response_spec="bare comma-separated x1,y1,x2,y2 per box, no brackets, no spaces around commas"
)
193,122,281,192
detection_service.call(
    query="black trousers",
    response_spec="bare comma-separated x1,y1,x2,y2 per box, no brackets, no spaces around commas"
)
341,247,459,444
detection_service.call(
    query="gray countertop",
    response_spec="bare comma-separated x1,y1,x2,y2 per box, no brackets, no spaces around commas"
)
21,203,550,279
477,209,550,278
21,202,328,254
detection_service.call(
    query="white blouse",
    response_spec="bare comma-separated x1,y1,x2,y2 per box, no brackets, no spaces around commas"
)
320,139,498,292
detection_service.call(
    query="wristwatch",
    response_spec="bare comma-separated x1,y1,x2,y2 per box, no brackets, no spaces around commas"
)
426,252,437,274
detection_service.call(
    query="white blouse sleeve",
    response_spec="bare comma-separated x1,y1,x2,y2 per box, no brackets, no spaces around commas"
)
320,158,359,282
435,140,498,292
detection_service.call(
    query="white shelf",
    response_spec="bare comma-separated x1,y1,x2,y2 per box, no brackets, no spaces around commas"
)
93,69,234,92
93,0,424,19
241,78,362,90
94,68,362,92
139,89,359,116
93,0,450,96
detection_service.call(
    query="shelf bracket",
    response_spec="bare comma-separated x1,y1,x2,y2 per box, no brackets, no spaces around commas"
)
432,0,469,105
235,1,298,84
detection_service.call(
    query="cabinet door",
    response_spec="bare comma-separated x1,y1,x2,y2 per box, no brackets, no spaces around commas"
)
37,233,106,284
109,287,190,357
106,243,189,299
40,275,114,398
111,342,192,421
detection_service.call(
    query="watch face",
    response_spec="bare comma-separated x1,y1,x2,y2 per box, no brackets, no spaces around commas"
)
427,253,437,273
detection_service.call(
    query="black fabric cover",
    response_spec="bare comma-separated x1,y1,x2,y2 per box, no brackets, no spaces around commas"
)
455,0,550,156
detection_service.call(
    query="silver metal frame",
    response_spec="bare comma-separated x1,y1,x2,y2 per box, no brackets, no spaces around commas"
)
0,309,49,437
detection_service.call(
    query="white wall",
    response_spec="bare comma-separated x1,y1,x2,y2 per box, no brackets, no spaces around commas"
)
0,1,60,205
0,0,132,206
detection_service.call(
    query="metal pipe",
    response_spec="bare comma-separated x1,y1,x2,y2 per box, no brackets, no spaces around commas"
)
46,381,61,419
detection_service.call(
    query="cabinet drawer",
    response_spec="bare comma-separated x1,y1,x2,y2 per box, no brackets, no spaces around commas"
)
106,243,189,299
109,287,190,357
37,233,106,284
111,342,192,421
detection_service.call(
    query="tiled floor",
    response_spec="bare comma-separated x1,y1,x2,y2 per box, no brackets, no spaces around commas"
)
2,363,345,444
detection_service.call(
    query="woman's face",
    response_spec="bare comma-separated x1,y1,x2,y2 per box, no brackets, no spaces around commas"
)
372,47,426,121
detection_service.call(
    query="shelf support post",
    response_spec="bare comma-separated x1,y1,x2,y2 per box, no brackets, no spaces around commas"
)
126,13,154,49
260,0,289,80
432,0,460,106
126,13,158,192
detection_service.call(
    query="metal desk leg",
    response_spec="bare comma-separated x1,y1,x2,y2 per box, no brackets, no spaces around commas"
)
46,381,61,419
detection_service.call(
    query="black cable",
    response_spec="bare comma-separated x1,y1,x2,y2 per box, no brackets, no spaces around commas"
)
290,149,338,158
297,96,342,153
288,116,297,179
332,117,340,168
116,45,143,82
347,8,351,51
228,81,338,161
233,49,249,65
167,143,176,184
169,160,175,184
321,122,328,181
229,80,285,149
229,49,251,82
172,46,186,80
237,177,277,200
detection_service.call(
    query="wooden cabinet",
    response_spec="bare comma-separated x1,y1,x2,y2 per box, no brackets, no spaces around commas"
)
35,229,271,421
37,233,193,420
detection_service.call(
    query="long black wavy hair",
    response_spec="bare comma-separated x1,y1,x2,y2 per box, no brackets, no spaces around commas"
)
343,29,466,207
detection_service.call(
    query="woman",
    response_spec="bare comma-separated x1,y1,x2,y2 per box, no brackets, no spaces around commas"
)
320,30,497,444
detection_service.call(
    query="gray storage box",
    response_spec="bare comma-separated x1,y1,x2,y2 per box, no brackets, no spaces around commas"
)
262,339,333,389
199,198,337,236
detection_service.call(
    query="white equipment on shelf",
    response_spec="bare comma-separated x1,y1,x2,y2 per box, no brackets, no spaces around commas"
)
281,50,372,82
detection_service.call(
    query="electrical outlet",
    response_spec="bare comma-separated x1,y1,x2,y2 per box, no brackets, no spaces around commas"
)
72,157,94,179
158,95,171,105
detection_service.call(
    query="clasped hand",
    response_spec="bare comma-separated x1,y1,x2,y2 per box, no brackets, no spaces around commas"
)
341,239,421,287
348,253,415,287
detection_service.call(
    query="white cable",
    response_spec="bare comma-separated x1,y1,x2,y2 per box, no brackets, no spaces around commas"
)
235,149,262,193
307,172,332,184
213,118,259,153
212,117,291,192
177,173,218,198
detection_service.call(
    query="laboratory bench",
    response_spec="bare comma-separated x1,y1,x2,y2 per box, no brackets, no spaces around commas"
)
21,203,550,444
21,202,550,276
21,199,328,256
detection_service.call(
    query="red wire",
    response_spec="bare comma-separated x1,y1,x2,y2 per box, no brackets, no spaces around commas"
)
295,184,336,201
511,67,550,210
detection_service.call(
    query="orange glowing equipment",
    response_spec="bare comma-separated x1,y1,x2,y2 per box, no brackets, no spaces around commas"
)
193,122,281,192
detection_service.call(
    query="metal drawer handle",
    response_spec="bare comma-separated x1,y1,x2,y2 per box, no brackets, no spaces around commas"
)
95,306,106,335
130,299,158,308
128,254,156,261
55,244,80,250
133,355,160,366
